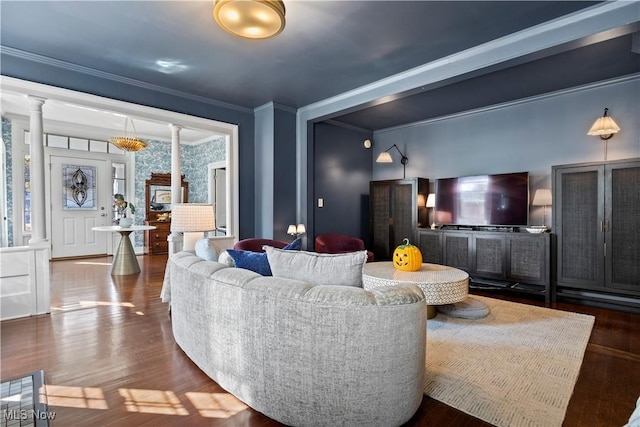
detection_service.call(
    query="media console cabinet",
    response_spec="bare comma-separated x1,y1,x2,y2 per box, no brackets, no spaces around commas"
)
415,228,551,303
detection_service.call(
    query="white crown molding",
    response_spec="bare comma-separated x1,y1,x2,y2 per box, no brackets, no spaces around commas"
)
0,46,253,115
374,73,640,135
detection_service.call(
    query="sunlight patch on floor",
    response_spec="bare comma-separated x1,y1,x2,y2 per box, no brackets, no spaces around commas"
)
45,385,108,409
74,261,112,266
79,300,135,308
119,388,188,415
185,392,248,418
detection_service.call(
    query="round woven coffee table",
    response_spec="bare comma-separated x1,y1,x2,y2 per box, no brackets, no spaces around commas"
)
363,262,469,319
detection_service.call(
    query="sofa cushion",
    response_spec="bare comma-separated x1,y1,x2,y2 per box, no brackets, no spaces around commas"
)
194,238,220,261
226,237,303,275
265,247,367,287
217,250,235,267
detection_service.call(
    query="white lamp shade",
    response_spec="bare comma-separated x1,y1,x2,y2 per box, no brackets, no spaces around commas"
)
296,223,306,234
171,203,216,232
426,193,436,208
287,224,297,235
376,152,393,163
588,116,620,136
532,189,552,206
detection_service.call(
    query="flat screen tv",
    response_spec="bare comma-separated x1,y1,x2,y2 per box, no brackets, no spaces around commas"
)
435,172,529,227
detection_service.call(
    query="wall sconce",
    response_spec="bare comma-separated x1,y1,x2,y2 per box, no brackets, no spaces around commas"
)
376,144,408,178
587,108,620,161
287,223,306,237
531,189,552,228
363,139,372,149
426,193,436,229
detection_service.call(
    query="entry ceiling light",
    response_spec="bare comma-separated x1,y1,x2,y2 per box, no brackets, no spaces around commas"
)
587,107,621,161
109,117,148,152
213,0,286,39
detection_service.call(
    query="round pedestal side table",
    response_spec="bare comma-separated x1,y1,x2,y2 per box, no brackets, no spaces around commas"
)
92,225,156,275
362,262,469,319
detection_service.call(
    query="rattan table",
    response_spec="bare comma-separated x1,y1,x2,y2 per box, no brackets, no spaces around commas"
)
362,262,469,319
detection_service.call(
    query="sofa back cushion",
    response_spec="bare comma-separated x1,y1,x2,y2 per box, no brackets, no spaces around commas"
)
265,247,367,287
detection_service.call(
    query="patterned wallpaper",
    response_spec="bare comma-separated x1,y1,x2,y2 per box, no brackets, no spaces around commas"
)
133,137,225,245
2,117,13,246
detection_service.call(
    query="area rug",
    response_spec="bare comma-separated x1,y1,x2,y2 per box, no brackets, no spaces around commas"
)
424,296,595,427
0,370,51,426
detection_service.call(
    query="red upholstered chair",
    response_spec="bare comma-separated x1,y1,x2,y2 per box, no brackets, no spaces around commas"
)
314,233,374,262
233,238,289,252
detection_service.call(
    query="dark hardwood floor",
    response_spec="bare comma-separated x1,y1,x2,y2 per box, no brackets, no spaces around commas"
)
1,255,638,426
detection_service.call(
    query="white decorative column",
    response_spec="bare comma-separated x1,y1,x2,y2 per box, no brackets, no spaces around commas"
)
27,95,51,315
28,96,47,244
168,124,184,256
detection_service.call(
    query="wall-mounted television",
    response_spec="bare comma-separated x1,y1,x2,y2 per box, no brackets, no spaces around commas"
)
435,172,529,227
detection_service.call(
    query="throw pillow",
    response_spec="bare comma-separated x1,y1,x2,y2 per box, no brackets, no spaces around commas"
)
217,250,235,267
226,249,272,276
283,237,302,251
265,247,367,287
194,238,220,261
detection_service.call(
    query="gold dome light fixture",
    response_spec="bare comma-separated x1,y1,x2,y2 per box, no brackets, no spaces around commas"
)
109,117,148,152
213,0,286,39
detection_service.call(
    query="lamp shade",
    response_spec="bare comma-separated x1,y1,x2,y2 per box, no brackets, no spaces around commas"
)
532,189,552,206
588,108,620,137
171,203,216,232
296,223,306,234
376,152,393,163
426,193,436,208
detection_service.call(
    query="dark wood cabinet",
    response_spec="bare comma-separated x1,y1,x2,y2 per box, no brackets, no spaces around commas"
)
144,173,188,255
416,228,551,302
145,220,170,255
553,159,640,307
370,178,429,260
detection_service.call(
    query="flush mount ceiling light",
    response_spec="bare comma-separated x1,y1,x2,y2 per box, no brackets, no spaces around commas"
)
213,0,286,39
109,117,148,152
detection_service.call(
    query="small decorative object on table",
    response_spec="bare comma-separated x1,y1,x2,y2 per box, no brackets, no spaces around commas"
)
525,225,547,234
114,193,135,227
393,238,423,271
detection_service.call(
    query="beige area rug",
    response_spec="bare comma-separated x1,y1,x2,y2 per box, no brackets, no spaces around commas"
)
424,296,595,427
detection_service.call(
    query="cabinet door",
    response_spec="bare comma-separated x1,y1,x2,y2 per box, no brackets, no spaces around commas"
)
507,234,549,285
390,181,415,249
606,161,640,292
473,233,506,279
416,230,442,264
370,181,392,258
554,165,605,288
443,232,472,271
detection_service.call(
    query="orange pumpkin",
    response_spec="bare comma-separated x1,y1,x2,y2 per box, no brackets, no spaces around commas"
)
393,238,423,271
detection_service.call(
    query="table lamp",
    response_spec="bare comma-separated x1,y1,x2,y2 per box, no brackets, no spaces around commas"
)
171,203,216,251
426,193,436,229
532,189,552,228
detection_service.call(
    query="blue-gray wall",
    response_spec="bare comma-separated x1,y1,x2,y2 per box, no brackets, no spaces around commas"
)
372,76,640,225
1,53,257,238
313,122,373,245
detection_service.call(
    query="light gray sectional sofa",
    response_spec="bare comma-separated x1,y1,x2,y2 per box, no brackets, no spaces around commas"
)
165,251,427,427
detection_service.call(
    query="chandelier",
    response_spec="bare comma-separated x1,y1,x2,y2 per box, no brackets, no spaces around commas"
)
109,117,148,152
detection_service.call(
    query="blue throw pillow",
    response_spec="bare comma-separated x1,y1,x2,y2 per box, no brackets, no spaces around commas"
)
226,250,272,276
284,237,302,251
227,238,302,276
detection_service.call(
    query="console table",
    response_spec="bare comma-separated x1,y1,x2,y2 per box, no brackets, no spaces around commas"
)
362,261,469,319
92,225,156,275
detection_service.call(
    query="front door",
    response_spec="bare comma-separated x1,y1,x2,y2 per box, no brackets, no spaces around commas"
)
49,155,111,258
